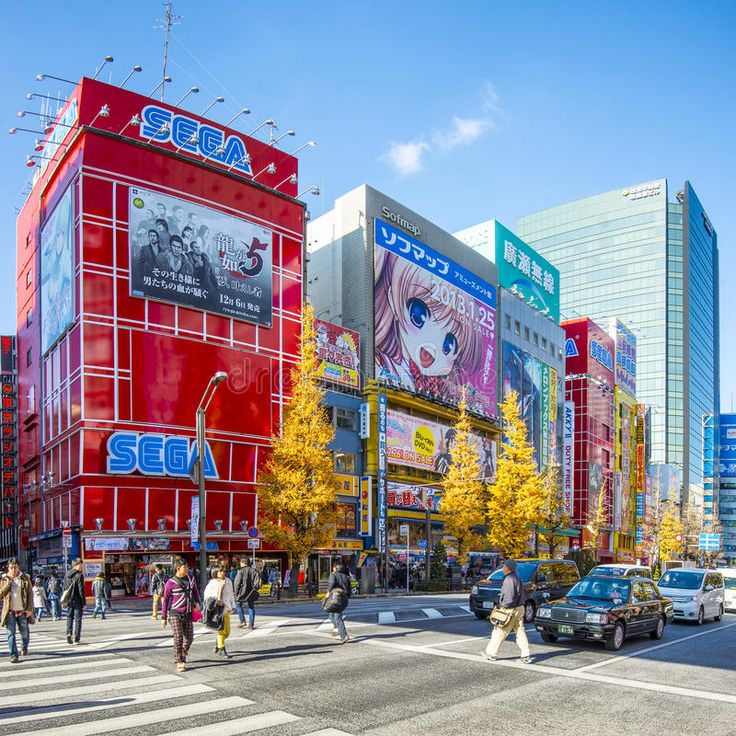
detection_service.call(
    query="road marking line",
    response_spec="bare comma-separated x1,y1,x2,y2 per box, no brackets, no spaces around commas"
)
2,664,155,690
576,621,736,672
377,611,396,624
460,605,472,613
318,618,336,631
0,656,127,679
426,636,486,648
359,637,736,705
162,711,301,736
90,633,149,649
15,695,253,736
243,618,291,637
1,683,215,725
0,653,113,670
156,628,209,647
421,608,444,619
0,674,181,708
305,729,356,736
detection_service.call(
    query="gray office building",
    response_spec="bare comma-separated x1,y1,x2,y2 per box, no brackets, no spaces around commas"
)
516,180,719,511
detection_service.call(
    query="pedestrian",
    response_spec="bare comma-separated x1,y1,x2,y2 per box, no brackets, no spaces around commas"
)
46,571,62,621
32,577,48,621
63,558,86,645
0,558,34,663
161,557,201,672
91,572,110,619
481,559,533,664
203,565,236,658
233,558,261,630
150,565,166,620
325,562,351,644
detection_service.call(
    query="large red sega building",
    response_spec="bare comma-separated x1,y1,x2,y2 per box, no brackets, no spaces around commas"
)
563,317,615,559
16,78,304,592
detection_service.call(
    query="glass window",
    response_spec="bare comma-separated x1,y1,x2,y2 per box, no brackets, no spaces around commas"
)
334,407,356,431
26,269,32,287
533,333,539,346
504,315,511,330
541,338,547,352
26,349,32,367
524,327,530,341
334,451,356,473
26,309,32,327
514,321,521,336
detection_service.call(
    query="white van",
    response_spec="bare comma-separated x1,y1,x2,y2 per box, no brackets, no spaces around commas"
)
716,568,736,612
656,569,725,624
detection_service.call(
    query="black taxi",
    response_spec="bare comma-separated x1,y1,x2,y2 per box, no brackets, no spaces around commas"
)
534,575,674,651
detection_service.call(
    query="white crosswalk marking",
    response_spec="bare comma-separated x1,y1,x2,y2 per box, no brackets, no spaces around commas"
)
163,711,300,736
4,664,154,689
242,618,290,637
306,730,357,736
0,655,123,678
421,608,444,619
156,626,209,647
378,611,396,624
0,652,112,669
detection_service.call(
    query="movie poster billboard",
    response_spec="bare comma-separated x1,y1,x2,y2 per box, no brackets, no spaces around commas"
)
41,185,74,353
374,218,497,418
129,187,273,326
387,481,441,512
386,409,496,480
315,320,361,389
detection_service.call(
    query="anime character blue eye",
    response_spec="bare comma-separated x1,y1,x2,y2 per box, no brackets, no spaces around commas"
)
407,298,430,328
443,333,458,356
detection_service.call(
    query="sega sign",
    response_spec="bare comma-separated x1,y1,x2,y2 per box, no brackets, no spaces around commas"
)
107,432,218,478
139,105,253,176
590,339,613,371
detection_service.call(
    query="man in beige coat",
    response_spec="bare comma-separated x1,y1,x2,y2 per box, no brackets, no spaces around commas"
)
0,558,34,663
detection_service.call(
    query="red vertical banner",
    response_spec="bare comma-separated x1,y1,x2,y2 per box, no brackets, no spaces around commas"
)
0,335,18,557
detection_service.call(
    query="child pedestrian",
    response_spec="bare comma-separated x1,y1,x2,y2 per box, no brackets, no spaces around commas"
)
32,577,47,621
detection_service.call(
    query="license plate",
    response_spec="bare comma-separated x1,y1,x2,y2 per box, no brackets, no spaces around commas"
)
483,601,493,609
558,625,574,635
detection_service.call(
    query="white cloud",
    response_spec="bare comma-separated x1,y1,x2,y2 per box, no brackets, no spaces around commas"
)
380,82,500,176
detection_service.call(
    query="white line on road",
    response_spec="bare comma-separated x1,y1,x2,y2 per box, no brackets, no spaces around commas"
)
426,636,486,648
305,729,356,736
1,683,215,725
0,656,128,679
90,633,149,649
3,664,155,690
421,608,444,619
0,653,114,670
14,696,253,736
576,620,736,672
377,611,396,624
242,618,291,637
162,711,300,736
156,628,209,647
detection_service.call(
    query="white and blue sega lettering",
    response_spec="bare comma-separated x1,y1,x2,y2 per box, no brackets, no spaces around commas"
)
139,105,253,176
107,431,218,478
564,338,579,358
590,339,613,371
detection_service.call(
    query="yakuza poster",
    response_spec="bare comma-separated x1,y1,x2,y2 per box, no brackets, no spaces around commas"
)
374,218,497,418
129,187,273,326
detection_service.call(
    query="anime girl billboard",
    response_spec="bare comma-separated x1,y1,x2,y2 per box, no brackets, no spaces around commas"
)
374,219,497,418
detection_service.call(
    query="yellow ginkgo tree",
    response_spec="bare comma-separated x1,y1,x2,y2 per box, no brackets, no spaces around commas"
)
257,302,339,596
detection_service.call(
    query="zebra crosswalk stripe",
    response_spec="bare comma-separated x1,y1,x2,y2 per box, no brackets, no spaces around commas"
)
3,664,155,690
162,711,300,736
0,652,112,669
0,656,126,679
242,618,290,637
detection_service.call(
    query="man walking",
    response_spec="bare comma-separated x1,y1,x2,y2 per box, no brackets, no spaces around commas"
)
150,565,166,620
63,558,86,644
233,558,260,630
482,559,533,664
46,571,62,621
91,572,110,619
0,558,34,663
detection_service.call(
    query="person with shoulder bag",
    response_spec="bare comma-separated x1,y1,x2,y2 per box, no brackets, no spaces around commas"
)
481,559,533,664
63,558,86,645
0,558,34,663
161,558,201,672
323,562,351,644
233,558,260,630
203,565,236,658
46,572,62,621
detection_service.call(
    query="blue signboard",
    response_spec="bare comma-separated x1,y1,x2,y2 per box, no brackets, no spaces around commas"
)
720,414,736,477
698,533,720,551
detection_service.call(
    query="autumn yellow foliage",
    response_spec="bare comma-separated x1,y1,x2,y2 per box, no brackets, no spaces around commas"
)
659,501,684,561
487,390,545,557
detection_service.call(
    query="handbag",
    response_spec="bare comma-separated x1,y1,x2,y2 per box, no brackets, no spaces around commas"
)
192,608,202,623
489,606,513,628
322,587,346,613
60,586,73,606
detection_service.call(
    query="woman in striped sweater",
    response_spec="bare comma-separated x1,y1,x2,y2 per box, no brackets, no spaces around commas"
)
161,557,201,671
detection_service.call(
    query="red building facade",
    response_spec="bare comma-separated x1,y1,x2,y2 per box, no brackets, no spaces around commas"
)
16,78,303,593
563,318,615,559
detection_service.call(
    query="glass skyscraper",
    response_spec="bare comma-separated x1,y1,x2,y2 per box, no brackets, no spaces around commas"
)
517,180,719,510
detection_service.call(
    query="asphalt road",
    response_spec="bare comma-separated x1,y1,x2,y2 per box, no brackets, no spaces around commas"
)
2,594,736,736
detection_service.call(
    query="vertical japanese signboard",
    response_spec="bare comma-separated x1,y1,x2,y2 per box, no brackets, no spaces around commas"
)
377,393,388,555
359,476,372,537
0,337,17,556
635,404,646,553
563,401,575,514
540,365,550,469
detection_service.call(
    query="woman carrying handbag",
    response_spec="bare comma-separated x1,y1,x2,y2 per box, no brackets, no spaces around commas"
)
161,558,201,672
203,565,236,658
323,562,351,644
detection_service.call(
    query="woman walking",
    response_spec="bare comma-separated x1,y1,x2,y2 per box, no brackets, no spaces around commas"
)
325,562,351,644
161,558,201,672
203,565,236,658
32,577,48,622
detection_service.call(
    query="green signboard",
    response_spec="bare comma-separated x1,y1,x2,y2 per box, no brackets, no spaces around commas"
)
494,221,560,323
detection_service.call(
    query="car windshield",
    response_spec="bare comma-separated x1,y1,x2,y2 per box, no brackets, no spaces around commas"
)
567,578,630,601
658,571,704,590
590,566,625,576
487,562,537,582
724,578,736,590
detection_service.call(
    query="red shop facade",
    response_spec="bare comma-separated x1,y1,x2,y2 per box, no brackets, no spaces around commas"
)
16,78,303,594
563,318,615,560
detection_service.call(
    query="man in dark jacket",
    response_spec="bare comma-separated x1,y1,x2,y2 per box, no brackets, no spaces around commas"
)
482,559,532,663
233,559,261,630
150,565,166,620
63,558,86,645
326,562,352,644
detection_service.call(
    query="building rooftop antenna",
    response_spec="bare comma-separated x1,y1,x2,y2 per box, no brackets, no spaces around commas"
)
154,0,182,101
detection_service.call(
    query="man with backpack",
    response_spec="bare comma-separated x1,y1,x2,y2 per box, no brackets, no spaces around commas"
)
150,565,166,620
46,571,62,621
233,558,261,630
62,558,86,644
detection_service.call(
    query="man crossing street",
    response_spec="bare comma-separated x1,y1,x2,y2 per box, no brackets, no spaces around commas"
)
0,558,34,663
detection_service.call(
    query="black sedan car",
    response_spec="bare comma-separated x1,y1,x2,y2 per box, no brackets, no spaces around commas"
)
534,575,674,651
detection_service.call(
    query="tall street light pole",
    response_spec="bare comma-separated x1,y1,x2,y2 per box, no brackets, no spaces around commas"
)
196,371,228,589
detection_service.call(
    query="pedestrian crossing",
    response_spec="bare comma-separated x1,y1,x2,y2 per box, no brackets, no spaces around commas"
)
0,638,356,736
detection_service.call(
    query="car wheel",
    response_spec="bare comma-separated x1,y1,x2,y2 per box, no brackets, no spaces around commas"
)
696,606,705,625
524,601,536,624
650,615,665,640
474,612,490,620
605,622,625,651
540,632,558,643
714,604,724,622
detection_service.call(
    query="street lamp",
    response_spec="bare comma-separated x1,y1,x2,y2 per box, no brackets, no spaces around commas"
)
195,371,228,588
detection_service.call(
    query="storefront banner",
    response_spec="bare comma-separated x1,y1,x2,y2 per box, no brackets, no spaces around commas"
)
614,472,622,530
359,476,372,537
41,185,74,353
129,186,273,326
85,537,130,551
541,364,550,469
719,415,736,477
611,319,637,398
378,393,388,554
84,562,103,577
190,496,199,547
334,474,360,497
315,320,361,389
1,359,17,536
130,537,170,551
385,409,496,480
387,481,441,512
374,218,497,419
549,367,558,422
563,402,574,514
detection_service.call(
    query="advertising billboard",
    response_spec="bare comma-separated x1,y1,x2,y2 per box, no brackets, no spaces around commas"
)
374,218,497,418
563,401,574,514
563,318,615,389
387,481,441,512
41,185,75,353
385,408,496,479
494,221,560,323
129,187,273,326
611,319,637,398
719,414,736,478
315,320,361,389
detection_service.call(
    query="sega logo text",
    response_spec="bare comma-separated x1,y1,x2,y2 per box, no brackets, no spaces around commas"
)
139,105,253,176
590,339,613,371
107,431,218,478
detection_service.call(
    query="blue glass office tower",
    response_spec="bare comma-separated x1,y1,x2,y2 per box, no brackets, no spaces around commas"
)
518,180,719,512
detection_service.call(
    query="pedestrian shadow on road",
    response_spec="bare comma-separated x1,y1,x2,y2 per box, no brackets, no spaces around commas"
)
183,641,335,670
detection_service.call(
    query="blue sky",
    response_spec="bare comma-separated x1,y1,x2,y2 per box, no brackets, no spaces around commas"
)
1,1,734,406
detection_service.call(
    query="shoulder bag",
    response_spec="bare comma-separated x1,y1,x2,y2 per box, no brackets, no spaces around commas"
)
489,605,513,628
